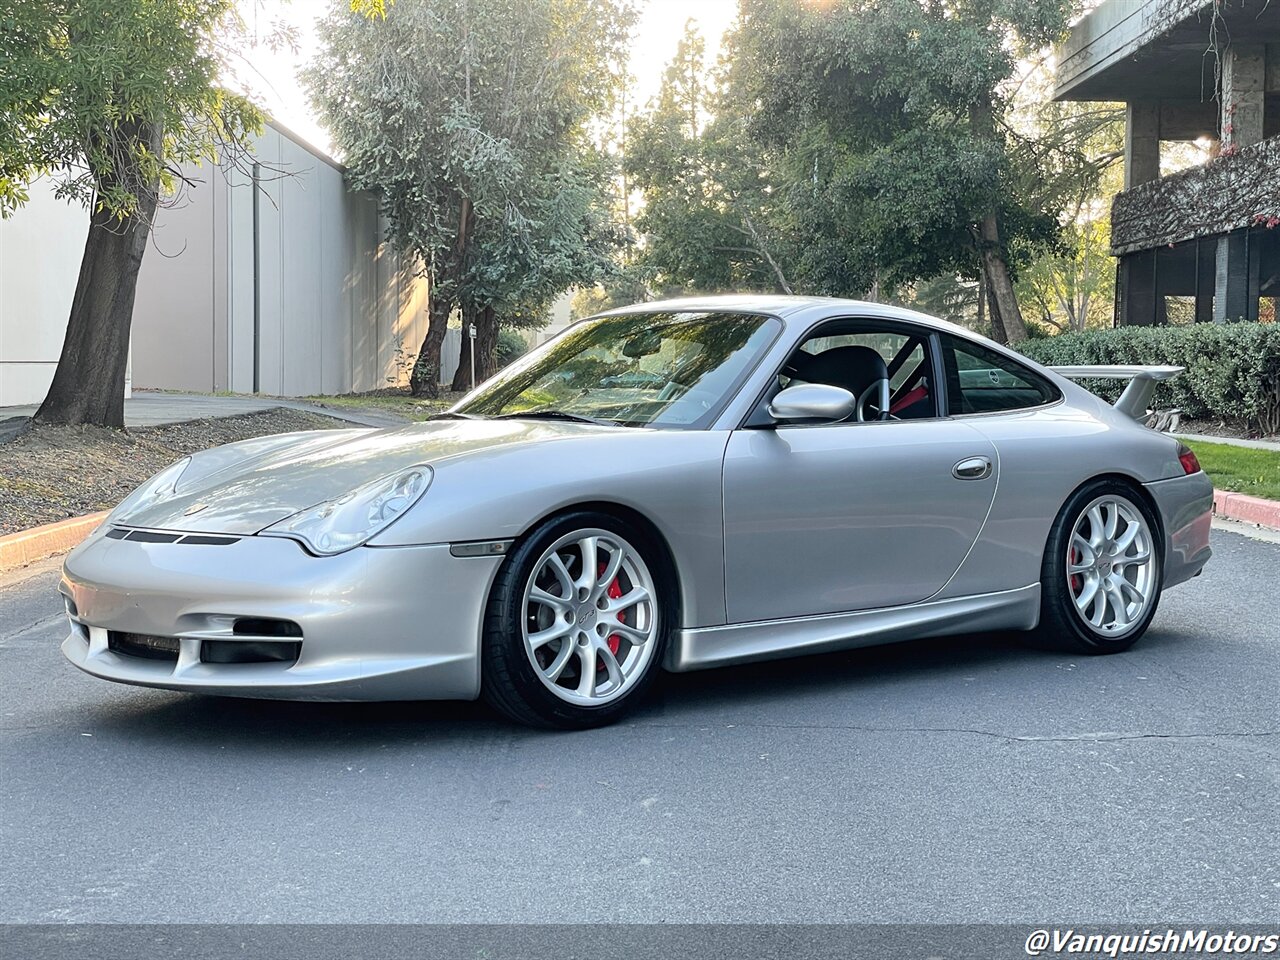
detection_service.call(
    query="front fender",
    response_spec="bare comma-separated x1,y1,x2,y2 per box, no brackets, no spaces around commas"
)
369,430,732,629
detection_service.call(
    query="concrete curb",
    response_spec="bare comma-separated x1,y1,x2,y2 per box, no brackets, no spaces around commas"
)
0,511,108,575
1213,490,1280,531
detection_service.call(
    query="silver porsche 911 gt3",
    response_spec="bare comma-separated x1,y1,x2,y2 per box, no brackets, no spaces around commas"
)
61,296,1214,728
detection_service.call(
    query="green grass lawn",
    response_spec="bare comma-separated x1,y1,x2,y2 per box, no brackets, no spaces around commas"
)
1184,440,1280,502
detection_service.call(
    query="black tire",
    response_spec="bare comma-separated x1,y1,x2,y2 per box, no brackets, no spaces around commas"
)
1030,478,1164,654
481,510,675,729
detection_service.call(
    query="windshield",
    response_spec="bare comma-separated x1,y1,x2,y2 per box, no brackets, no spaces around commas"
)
454,311,781,428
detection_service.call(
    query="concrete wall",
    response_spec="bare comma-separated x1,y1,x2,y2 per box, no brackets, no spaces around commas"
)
1,121,444,408
0,181,131,406
132,123,435,398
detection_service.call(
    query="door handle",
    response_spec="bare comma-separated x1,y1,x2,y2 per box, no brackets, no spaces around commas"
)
952,456,992,480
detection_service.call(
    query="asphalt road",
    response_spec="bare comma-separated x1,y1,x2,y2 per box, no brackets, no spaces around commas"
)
2,527,1277,926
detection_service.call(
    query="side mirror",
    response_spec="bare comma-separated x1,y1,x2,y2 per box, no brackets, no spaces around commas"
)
767,383,856,423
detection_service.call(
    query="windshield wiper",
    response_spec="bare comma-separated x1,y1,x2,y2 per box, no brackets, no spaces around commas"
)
493,410,618,427
426,411,483,421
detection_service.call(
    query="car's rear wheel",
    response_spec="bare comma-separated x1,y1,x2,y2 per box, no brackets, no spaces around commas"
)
481,511,672,728
1032,480,1163,653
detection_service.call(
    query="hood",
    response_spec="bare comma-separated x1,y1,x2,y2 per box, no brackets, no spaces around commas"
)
117,419,619,534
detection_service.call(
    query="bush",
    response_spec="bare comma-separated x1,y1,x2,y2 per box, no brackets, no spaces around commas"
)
1019,323,1280,435
495,328,529,369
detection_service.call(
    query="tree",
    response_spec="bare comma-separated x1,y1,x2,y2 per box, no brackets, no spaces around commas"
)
726,0,1078,343
1017,218,1116,333
626,21,794,296
0,0,261,427
306,0,633,398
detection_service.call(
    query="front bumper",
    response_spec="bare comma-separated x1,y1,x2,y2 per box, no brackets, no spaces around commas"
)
59,529,503,701
1145,471,1214,590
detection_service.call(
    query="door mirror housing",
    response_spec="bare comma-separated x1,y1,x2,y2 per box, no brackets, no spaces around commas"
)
767,383,856,424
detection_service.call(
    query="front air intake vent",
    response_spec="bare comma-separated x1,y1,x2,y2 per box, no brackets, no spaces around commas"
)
232,618,303,638
107,632,180,662
123,531,182,544
201,640,301,665
105,528,239,546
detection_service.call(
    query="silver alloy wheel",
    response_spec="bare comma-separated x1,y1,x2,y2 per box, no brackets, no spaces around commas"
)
1066,494,1156,638
521,528,659,706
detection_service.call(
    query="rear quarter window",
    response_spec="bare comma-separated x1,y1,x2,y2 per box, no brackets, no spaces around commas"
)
941,334,1061,415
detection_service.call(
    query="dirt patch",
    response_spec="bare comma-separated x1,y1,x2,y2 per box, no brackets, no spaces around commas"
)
303,387,467,422
0,408,349,537
1176,418,1278,442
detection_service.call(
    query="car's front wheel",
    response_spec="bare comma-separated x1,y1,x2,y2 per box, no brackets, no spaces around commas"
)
1033,480,1164,653
481,511,672,728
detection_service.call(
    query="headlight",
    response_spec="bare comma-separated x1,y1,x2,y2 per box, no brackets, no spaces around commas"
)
107,458,191,524
262,465,433,556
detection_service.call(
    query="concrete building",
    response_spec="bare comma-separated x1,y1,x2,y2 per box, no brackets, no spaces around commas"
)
1055,0,1280,326
0,120,457,408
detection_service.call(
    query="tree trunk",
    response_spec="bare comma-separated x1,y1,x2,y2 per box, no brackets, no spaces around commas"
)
976,273,986,332
34,185,159,428
452,315,472,393
450,302,476,393
451,303,497,391
977,215,1028,344
410,297,453,398
477,304,498,380
984,269,1008,344
413,197,472,397
967,99,1028,345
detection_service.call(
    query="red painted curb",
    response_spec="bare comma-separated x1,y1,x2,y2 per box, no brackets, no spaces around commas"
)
0,511,109,574
1213,489,1280,531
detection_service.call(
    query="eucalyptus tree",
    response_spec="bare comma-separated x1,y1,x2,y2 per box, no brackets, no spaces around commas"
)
730,0,1079,342
307,0,633,397
0,0,261,426
626,21,794,296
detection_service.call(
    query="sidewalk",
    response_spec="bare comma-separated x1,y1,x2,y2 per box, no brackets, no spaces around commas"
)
0,391,410,430
1176,432,1280,452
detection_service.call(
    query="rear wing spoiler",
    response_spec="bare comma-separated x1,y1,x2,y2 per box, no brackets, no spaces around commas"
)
1049,365,1184,421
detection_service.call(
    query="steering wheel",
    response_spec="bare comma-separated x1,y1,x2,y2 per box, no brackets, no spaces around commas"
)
855,377,891,423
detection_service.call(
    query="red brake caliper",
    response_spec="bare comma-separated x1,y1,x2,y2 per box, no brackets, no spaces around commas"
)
599,562,624,655
1069,546,1081,593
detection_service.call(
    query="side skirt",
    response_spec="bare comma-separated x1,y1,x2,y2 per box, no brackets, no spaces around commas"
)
668,584,1041,672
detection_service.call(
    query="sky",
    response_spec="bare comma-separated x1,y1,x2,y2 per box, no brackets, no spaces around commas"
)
236,0,739,159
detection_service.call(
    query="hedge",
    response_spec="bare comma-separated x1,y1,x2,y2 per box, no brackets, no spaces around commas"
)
495,328,529,369
1019,323,1280,436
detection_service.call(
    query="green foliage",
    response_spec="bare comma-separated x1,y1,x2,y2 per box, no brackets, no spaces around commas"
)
1020,324,1280,434
891,274,982,329
726,0,1073,295
626,0,1082,316
1016,218,1117,334
495,328,529,368
305,0,634,321
568,275,647,319
0,0,262,220
626,20,792,295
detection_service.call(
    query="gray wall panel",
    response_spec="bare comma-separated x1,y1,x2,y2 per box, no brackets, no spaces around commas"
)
15,121,438,405
131,168,218,392
227,162,256,395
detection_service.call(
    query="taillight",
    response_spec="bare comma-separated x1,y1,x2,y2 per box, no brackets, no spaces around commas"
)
1176,442,1201,475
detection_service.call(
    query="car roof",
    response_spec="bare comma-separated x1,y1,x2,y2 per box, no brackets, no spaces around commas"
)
599,293,983,340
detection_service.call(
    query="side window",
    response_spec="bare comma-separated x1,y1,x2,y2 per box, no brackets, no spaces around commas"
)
774,323,940,421
940,334,1060,415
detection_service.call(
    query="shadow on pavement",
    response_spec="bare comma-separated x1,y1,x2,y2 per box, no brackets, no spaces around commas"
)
68,622,1204,754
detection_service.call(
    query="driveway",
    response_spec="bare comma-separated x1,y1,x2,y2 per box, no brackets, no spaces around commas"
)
1,527,1276,928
